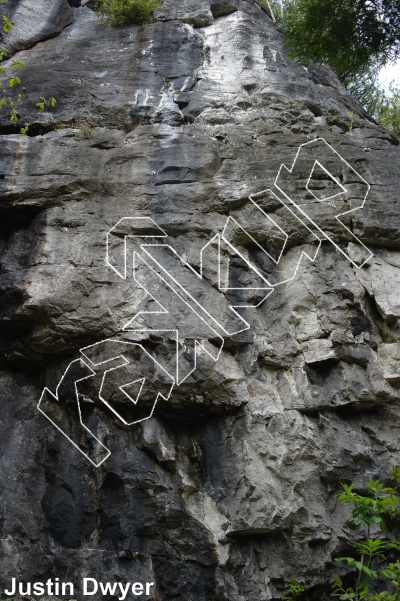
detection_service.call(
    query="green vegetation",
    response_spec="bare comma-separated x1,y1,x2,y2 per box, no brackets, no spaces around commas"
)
339,58,400,138
332,468,400,601
282,580,305,600
275,0,400,84
282,466,400,601
257,0,278,21
361,83,400,138
0,0,56,134
95,0,160,26
258,0,284,22
271,0,400,136
0,10,27,131
36,96,56,112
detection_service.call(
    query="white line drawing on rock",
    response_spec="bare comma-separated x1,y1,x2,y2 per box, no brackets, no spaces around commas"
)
126,251,225,384
38,138,373,466
81,339,175,427
37,358,110,468
274,138,372,268
106,216,168,279
230,191,322,288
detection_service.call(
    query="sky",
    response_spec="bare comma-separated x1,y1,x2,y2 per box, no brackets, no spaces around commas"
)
378,61,400,91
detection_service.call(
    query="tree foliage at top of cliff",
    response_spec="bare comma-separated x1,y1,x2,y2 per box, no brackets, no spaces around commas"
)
342,56,400,136
272,0,400,137
362,80,400,136
95,0,160,26
279,0,400,84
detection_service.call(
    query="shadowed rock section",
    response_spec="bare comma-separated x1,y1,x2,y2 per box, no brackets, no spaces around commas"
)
0,1,400,600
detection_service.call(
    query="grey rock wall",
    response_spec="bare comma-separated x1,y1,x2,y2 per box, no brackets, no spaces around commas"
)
1,1,400,600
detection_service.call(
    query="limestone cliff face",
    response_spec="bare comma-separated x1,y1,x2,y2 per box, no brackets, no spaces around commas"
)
1,1,400,599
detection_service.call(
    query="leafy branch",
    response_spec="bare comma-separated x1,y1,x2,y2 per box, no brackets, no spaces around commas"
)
282,580,305,601
282,467,400,601
0,0,56,134
332,470,400,601
36,96,56,111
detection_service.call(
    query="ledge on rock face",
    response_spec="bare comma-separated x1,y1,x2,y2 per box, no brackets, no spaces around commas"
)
378,343,400,384
156,0,214,27
302,339,336,365
210,0,239,17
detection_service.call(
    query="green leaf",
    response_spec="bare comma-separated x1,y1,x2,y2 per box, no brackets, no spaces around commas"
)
361,565,377,579
3,16,13,33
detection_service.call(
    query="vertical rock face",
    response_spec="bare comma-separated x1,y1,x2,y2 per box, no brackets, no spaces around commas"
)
0,1,400,599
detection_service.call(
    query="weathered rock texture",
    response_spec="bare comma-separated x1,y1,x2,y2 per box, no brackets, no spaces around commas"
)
1,1,400,600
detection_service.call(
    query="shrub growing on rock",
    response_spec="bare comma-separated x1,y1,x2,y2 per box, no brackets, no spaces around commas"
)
95,0,160,26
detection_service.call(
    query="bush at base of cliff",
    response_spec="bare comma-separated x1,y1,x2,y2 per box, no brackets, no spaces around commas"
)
95,0,160,26
282,466,400,601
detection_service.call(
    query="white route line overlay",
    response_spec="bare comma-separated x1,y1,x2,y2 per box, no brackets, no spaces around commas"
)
38,341,175,467
248,190,323,288
126,251,225,385
81,339,175,427
38,138,373,466
274,138,373,268
37,358,110,468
